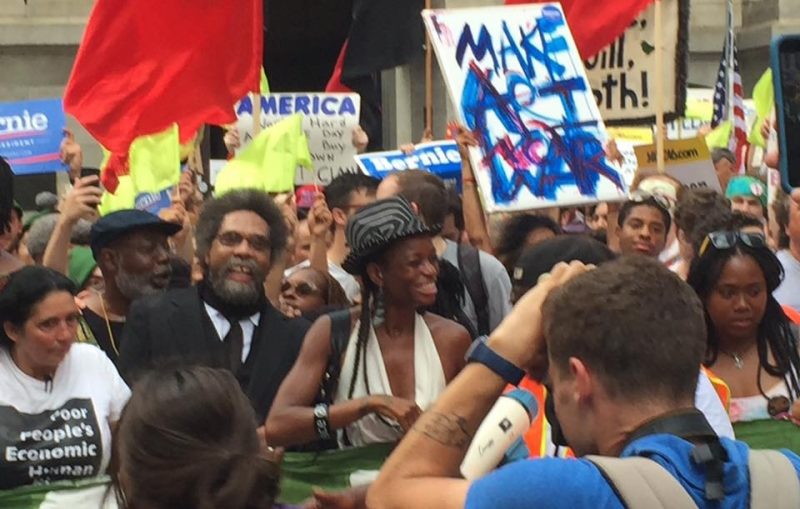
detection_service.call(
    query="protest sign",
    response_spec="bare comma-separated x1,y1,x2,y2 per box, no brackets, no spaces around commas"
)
235,93,360,186
634,137,721,192
423,4,626,212
0,99,66,175
356,140,463,191
584,0,689,125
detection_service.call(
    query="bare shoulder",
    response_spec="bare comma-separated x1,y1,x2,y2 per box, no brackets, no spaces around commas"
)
422,313,472,366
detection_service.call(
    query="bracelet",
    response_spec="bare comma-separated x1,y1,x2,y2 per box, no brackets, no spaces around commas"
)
313,403,332,439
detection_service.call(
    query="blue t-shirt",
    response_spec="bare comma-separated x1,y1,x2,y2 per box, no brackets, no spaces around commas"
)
465,434,800,509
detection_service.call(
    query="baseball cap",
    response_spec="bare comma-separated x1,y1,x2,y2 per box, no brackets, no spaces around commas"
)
725,176,767,209
90,209,181,259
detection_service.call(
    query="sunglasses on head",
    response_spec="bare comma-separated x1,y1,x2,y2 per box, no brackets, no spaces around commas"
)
629,190,672,213
699,230,767,257
280,280,320,297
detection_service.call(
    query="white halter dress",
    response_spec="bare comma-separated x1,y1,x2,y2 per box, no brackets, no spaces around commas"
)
334,313,446,447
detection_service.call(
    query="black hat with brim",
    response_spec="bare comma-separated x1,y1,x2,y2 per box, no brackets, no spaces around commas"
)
90,209,182,259
342,196,439,275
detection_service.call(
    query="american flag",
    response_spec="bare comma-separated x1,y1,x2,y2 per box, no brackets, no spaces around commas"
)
711,30,747,172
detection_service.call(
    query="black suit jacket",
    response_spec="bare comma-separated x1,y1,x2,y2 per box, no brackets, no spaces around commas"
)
119,287,310,422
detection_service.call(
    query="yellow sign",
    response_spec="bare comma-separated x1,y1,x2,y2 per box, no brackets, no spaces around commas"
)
634,138,721,192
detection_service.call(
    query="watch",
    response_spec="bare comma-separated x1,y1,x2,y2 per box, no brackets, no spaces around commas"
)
313,403,331,440
465,336,525,385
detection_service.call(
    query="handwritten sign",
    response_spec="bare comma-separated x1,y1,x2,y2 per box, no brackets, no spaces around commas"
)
0,98,66,175
235,93,360,185
424,4,626,212
634,137,721,192
356,140,464,191
584,0,688,124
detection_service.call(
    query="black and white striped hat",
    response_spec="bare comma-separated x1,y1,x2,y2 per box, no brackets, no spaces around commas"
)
342,196,438,275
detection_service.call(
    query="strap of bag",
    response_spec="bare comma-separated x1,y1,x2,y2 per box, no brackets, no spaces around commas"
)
319,309,353,404
456,242,490,335
748,450,800,509
586,456,698,509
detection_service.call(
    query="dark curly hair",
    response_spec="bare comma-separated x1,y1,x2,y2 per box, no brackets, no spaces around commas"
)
495,214,560,275
673,188,730,249
195,189,288,265
113,366,281,509
687,238,800,400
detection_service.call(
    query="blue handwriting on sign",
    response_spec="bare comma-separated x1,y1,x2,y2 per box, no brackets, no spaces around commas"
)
237,95,357,118
456,7,624,204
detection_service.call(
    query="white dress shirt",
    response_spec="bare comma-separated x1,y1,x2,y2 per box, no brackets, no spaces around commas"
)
203,303,260,363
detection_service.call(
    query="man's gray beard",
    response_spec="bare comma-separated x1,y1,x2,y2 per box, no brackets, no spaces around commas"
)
115,267,163,301
208,258,266,307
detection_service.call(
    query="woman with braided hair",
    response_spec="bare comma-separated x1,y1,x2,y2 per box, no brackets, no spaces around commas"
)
265,196,471,449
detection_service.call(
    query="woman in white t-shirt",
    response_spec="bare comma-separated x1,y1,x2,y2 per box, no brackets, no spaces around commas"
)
0,266,130,497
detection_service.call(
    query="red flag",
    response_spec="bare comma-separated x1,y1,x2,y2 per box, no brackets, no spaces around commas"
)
325,41,353,93
64,0,262,192
505,0,654,60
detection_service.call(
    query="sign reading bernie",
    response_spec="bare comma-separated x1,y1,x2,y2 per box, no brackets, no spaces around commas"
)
235,93,360,185
584,0,688,125
0,98,66,175
356,140,464,191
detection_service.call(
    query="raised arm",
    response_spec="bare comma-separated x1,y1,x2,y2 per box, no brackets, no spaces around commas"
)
454,126,494,254
43,176,102,274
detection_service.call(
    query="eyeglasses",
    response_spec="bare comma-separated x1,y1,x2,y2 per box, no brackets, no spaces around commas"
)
699,230,768,257
215,231,271,251
280,280,320,297
628,190,673,213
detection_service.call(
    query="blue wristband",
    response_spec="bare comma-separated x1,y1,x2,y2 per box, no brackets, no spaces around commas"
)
465,337,525,385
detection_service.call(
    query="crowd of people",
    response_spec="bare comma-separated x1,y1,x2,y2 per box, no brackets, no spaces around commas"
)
0,126,799,508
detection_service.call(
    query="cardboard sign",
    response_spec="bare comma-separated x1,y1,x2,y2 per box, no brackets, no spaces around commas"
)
356,140,463,191
235,93,360,185
423,4,627,213
584,0,688,125
634,138,722,192
0,98,66,175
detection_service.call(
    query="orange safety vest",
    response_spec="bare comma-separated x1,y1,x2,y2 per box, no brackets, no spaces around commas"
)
506,377,574,459
701,366,731,412
782,305,800,325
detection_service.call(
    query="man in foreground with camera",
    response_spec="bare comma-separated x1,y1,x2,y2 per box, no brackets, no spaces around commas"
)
368,256,800,509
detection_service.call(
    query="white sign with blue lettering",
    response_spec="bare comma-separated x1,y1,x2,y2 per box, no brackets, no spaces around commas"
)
235,93,360,185
0,98,66,175
355,140,464,191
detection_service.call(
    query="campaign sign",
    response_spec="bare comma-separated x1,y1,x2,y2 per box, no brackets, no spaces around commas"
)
0,98,66,175
236,93,360,185
356,140,464,191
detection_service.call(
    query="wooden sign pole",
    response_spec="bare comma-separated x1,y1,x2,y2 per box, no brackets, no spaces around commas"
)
654,0,666,173
424,0,433,133
252,92,262,136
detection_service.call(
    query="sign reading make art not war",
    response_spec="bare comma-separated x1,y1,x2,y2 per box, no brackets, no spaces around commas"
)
0,98,66,175
356,140,464,191
235,93,360,185
584,0,688,124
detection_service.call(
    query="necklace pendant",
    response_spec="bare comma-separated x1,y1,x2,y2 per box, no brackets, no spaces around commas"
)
733,354,744,369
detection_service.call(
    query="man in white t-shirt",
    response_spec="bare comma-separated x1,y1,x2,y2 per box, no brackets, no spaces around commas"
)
285,173,379,304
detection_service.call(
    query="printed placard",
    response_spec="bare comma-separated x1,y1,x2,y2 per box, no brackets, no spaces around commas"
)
0,98,66,175
235,93,360,185
584,0,688,124
424,4,627,212
634,137,722,192
0,398,103,489
356,140,463,191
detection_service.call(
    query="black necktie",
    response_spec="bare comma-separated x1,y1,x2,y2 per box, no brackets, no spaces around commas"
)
223,319,244,373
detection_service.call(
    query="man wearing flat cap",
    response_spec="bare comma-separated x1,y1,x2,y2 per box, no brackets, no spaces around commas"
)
81,209,181,367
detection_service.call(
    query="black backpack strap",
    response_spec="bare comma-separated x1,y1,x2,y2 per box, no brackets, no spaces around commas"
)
319,309,353,405
457,242,490,335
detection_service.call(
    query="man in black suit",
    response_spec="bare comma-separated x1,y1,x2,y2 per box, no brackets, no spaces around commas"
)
119,189,310,422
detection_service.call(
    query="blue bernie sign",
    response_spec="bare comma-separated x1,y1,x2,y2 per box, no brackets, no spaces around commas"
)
0,98,66,175
355,140,464,191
